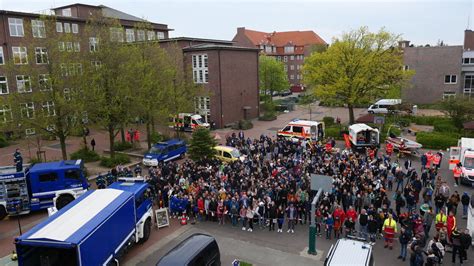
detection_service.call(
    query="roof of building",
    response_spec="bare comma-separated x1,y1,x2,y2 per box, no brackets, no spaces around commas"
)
17,189,132,245
240,28,327,46
99,5,144,22
183,43,259,52
159,37,233,45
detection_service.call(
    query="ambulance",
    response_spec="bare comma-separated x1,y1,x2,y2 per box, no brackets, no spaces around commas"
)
172,113,210,132
277,119,324,141
348,123,380,149
449,138,474,186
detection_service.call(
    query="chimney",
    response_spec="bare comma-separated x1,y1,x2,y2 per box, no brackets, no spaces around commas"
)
237,27,246,34
464,30,474,51
398,40,410,49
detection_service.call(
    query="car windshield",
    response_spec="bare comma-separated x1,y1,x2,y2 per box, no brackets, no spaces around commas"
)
230,149,240,158
149,146,164,154
464,157,474,169
193,118,204,125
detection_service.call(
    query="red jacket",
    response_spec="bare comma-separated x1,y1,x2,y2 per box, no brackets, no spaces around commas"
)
197,198,204,211
346,209,357,222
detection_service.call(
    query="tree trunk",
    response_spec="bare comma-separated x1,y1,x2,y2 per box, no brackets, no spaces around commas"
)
146,121,152,150
348,104,355,125
59,134,68,160
109,124,115,158
151,118,155,132
120,127,125,143
82,134,88,151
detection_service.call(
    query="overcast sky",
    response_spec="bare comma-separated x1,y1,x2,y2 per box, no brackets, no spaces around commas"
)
1,0,472,45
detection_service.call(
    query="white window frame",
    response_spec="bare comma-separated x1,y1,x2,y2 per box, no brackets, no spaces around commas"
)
32,20,46,38
74,42,80,52
290,65,294,70
290,74,294,80
60,63,68,76
284,65,288,71
284,46,295,54
72,23,79,34
126,28,135,42
444,75,457,84
0,47,4,65
58,42,65,52
12,47,28,65
147,31,155,41
35,47,48,64
56,22,63,33
443,91,456,99
265,46,272,53
283,56,288,62
137,30,145,41
192,54,208,84
157,31,165,40
0,76,9,94
16,75,32,93
66,42,73,52
62,8,72,17
89,37,98,52
39,74,52,91
63,88,71,101
0,105,12,123
64,23,71,33
110,27,124,42
20,102,35,119
8,18,24,37
290,55,294,60
42,101,56,117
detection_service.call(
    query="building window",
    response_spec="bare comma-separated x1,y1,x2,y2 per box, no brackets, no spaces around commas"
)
20,102,35,119
265,46,272,53
74,42,80,52
89,37,98,52
16,75,32,93
63,88,71,100
110,27,124,42
42,101,56,117
277,56,281,61
12,47,28,65
296,74,300,80
126,29,135,42
284,45,294,54
8,18,24,37
290,75,294,80
58,42,65,52
290,65,294,70
157,31,165,40
25,128,36,135
32,20,46,38
290,55,294,60
0,47,4,65
444,75,457,84
0,76,8,94
66,42,73,52
137,30,145,41
443,91,456,99
0,105,12,123
60,64,68,76
72,23,79,34
283,56,288,62
147,31,155,41
62,8,72,17
56,22,63,33
39,74,51,91
192,54,208,84
35,47,48,64
64,23,71,33
284,65,288,71
91,60,101,69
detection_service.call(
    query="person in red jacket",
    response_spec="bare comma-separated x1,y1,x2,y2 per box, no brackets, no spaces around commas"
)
447,210,456,242
346,206,358,223
333,205,346,239
197,197,205,221
386,142,394,156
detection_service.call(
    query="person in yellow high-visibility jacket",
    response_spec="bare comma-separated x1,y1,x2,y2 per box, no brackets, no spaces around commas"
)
382,213,398,249
435,209,447,231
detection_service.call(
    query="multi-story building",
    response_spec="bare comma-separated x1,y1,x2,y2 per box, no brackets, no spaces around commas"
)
159,38,260,128
400,40,463,104
232,27,327,92
461,30,474,97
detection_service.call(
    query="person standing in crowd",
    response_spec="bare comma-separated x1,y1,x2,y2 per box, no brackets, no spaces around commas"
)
240,205,247,231
423,206,434,238
277,205,285,233
461,192,470,219
452,163,462,187
382,213,397,249
446,211,456,242
451,229,463,264
432,152,441,170
268,202,276,231
358,209,369,240
325,214,334,240
460,229,472,261
246,206,254,232
286,203,296,233
90,138,96,151
368,215,378,243
398,226,411,261
13,149,23,172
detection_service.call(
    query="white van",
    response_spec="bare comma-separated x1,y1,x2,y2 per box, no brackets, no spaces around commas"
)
277,119,324,141
324,237,374,266
367,99,401,114
348,123,379,149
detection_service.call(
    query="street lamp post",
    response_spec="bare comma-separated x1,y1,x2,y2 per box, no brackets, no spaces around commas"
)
16,204,22,235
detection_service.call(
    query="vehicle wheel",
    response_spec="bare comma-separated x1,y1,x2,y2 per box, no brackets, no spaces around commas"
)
141,218,152,243
56,194,75,210
368,111,374,114
0,205,7,220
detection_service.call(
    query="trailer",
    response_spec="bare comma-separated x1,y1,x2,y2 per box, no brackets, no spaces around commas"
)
348,124,380,150
15,178,153,266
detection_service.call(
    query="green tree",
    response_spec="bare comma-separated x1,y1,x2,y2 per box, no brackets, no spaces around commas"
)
188,128,217,161
303,27,413,124
1,15,86,160
439,96,474,129
259,55,289,100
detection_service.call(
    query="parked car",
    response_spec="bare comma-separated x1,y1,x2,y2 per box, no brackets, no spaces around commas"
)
279,90,293,97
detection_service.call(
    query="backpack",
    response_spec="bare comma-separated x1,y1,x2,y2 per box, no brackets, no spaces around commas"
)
431,242,444,261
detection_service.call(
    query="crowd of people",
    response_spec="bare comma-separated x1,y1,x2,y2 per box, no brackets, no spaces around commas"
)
101,132,472,265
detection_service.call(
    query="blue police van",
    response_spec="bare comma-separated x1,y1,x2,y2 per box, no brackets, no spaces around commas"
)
142,139,186,167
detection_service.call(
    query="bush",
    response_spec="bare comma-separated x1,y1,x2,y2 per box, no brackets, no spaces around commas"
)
323,116,335,127
434,122,458,133
231,120,253,130
70,148,100,163
100,153,130,168
259,113,277,121
411,116,451,126
261,100,276,113
260,94,271,102
325,126,346,140
113,141,133,151
416,132,459,150
149,132,170,144
0,136,8,148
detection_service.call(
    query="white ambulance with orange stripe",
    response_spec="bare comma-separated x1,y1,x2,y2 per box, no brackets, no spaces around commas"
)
277,119,324,141
449,138,474,186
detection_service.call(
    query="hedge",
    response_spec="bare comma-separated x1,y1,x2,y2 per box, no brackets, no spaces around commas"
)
99,153,130,168
113,141,133,151
0,136,8,148
259,113,277,121
323,116,335,127
433,122,458,133
416,132,459,150
70,148,101,163
410,116,451,126
325,126,344,140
